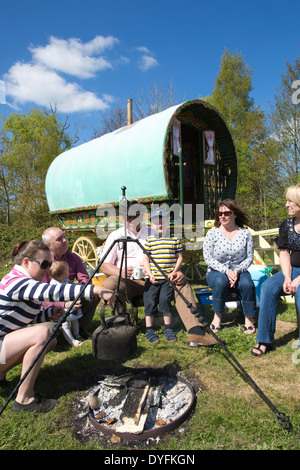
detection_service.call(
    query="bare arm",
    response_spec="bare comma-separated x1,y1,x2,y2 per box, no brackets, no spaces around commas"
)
101,262,134,279
143,254,157,284
168,252,183,281
279,249,300,294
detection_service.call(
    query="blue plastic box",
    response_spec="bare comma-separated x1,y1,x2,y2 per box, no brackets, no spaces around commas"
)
195,288,213,305
248,265,271,306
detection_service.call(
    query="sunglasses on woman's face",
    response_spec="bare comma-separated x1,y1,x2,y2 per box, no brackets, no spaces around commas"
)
218,211,232,217
27,258,53,269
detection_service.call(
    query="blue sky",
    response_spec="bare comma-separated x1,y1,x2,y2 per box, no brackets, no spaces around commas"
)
1,0,300,144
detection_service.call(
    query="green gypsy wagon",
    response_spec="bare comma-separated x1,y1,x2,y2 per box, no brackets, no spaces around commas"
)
45,99,237,276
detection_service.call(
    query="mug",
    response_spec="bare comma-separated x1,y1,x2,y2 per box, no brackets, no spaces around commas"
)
133,267,143,280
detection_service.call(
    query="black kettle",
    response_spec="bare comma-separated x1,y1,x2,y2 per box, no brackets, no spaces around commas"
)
92,304,137,361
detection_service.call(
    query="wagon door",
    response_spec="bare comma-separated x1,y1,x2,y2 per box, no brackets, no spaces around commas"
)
166,121,232,221
166,123,202,214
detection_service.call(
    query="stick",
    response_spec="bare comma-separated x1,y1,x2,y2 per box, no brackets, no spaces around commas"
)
134,380,150,425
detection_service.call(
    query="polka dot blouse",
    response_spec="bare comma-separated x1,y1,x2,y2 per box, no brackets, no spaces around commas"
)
203,226,254,274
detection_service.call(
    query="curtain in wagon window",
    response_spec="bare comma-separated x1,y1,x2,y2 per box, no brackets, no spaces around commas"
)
204,130,215,165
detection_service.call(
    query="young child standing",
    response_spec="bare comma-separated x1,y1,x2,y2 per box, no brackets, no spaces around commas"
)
49,261,84,347
143,210,183,344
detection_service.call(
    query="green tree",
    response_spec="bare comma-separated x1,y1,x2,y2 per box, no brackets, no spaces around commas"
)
205,49,283,229
269,57,300,187
0,109,74,225
237,108,283,229
206,48,254,140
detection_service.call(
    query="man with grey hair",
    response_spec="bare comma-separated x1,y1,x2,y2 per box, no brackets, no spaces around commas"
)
42,227,100,339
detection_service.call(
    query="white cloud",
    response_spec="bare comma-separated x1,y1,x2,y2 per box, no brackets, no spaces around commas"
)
136,46,159,71
139,55,159,72
3,35,158,113
0,80,5,104
5,62,109,113
136,46,151,54
30,35,118,79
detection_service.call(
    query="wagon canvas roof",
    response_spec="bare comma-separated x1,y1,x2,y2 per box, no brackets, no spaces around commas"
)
45,99,236,213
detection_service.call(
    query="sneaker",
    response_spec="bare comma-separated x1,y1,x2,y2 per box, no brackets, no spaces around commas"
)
11,394,58,413
145,329,160,344
72,339,83,347
164,328,177,343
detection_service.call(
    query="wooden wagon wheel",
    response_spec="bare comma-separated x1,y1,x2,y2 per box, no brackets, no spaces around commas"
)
182,250,207,282
72,236,99,271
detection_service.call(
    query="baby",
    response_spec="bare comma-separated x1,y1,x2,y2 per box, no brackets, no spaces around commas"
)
49,260,83,347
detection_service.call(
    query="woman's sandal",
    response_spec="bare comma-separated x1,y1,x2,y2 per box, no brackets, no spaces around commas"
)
251,342,271,357
242,325,256,335
145,329,160,344
164,328,177,343
210,324,222,333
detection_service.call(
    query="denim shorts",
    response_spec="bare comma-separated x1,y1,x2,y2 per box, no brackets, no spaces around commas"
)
143,279,174,316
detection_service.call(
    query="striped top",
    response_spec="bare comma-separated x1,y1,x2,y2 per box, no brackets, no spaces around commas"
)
144,236,183,279
0,265,93,340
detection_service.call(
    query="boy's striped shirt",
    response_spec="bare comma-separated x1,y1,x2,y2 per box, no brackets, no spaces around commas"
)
144,236,183,279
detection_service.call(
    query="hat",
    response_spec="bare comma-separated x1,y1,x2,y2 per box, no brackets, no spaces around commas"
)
150,209,168,218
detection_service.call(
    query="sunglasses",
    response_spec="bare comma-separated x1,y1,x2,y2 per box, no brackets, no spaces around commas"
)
27,258,53,269
218,211,232,217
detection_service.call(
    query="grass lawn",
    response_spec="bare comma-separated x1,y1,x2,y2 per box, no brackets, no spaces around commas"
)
0,276,299,451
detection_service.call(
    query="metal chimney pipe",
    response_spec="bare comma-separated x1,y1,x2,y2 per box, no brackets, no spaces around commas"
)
127,99,133,125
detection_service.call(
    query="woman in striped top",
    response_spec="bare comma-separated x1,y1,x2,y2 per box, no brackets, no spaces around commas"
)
0,240,114,413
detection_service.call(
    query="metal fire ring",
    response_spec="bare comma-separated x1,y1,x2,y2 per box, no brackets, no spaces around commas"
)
88,371,196,442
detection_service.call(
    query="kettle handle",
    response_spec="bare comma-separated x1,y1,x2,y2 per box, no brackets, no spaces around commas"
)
100,301,108,329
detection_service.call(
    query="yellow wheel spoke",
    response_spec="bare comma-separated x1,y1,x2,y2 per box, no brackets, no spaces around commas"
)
72,237,99,270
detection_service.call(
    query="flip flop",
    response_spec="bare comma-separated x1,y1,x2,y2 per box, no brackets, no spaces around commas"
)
242,325,256,335
251,342,270,357
210,324,222,333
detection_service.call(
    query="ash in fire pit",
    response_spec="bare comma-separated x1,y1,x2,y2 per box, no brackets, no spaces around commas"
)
84,369,196,442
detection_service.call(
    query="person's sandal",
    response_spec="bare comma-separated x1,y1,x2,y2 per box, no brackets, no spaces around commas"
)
164,328,177,343
251,342,270,357
11,394,58,413
242,325,256,335
210,324,222,333
145,329,160,344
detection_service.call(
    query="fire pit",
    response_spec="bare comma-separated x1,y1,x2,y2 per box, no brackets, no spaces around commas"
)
81,368,196,442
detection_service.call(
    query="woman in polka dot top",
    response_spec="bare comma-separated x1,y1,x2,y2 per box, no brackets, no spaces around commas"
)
203,199,257,334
